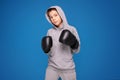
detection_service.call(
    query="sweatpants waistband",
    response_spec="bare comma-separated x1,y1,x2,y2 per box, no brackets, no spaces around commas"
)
47,65,76,73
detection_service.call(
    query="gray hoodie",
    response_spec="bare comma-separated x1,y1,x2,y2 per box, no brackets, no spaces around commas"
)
45,6,80,70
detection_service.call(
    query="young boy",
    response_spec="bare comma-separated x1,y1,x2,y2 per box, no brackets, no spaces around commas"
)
41,6,80,80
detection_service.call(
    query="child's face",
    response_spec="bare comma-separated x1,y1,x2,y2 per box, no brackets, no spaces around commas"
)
48,10,63,27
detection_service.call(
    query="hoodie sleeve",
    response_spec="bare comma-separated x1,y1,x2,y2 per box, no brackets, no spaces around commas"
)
71,26,80,53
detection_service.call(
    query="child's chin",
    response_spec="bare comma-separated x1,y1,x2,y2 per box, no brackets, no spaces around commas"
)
53,24,59,27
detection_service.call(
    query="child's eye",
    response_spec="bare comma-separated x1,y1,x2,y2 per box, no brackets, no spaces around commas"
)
54,14,57,17
50,16,53,19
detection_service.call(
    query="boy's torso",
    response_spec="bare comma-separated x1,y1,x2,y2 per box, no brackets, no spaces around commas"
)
47,26,75,70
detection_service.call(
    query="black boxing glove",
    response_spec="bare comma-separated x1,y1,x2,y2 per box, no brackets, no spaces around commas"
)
59,30,79,49
41,36,52,53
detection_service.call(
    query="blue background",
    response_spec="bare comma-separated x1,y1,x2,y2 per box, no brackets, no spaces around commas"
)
1,0,120,80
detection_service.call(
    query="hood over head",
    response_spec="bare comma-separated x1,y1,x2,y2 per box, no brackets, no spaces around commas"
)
45,6,69,27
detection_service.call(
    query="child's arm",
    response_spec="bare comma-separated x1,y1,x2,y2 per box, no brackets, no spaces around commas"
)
41,30,53,54
71,27,80,53
59,27,80,54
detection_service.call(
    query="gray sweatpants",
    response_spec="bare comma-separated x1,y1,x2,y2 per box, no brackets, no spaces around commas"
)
45,66,76,80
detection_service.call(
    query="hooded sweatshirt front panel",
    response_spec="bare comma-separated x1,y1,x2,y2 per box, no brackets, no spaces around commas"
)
45,6,80,70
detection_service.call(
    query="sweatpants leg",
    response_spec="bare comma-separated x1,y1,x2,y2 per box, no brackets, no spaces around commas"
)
45,67,59,80
60,70,76,80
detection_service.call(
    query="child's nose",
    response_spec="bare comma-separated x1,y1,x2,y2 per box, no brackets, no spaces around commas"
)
53,17,56,20
53,18,56,21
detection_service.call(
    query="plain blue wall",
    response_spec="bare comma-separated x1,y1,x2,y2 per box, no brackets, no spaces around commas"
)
1,0,120,80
